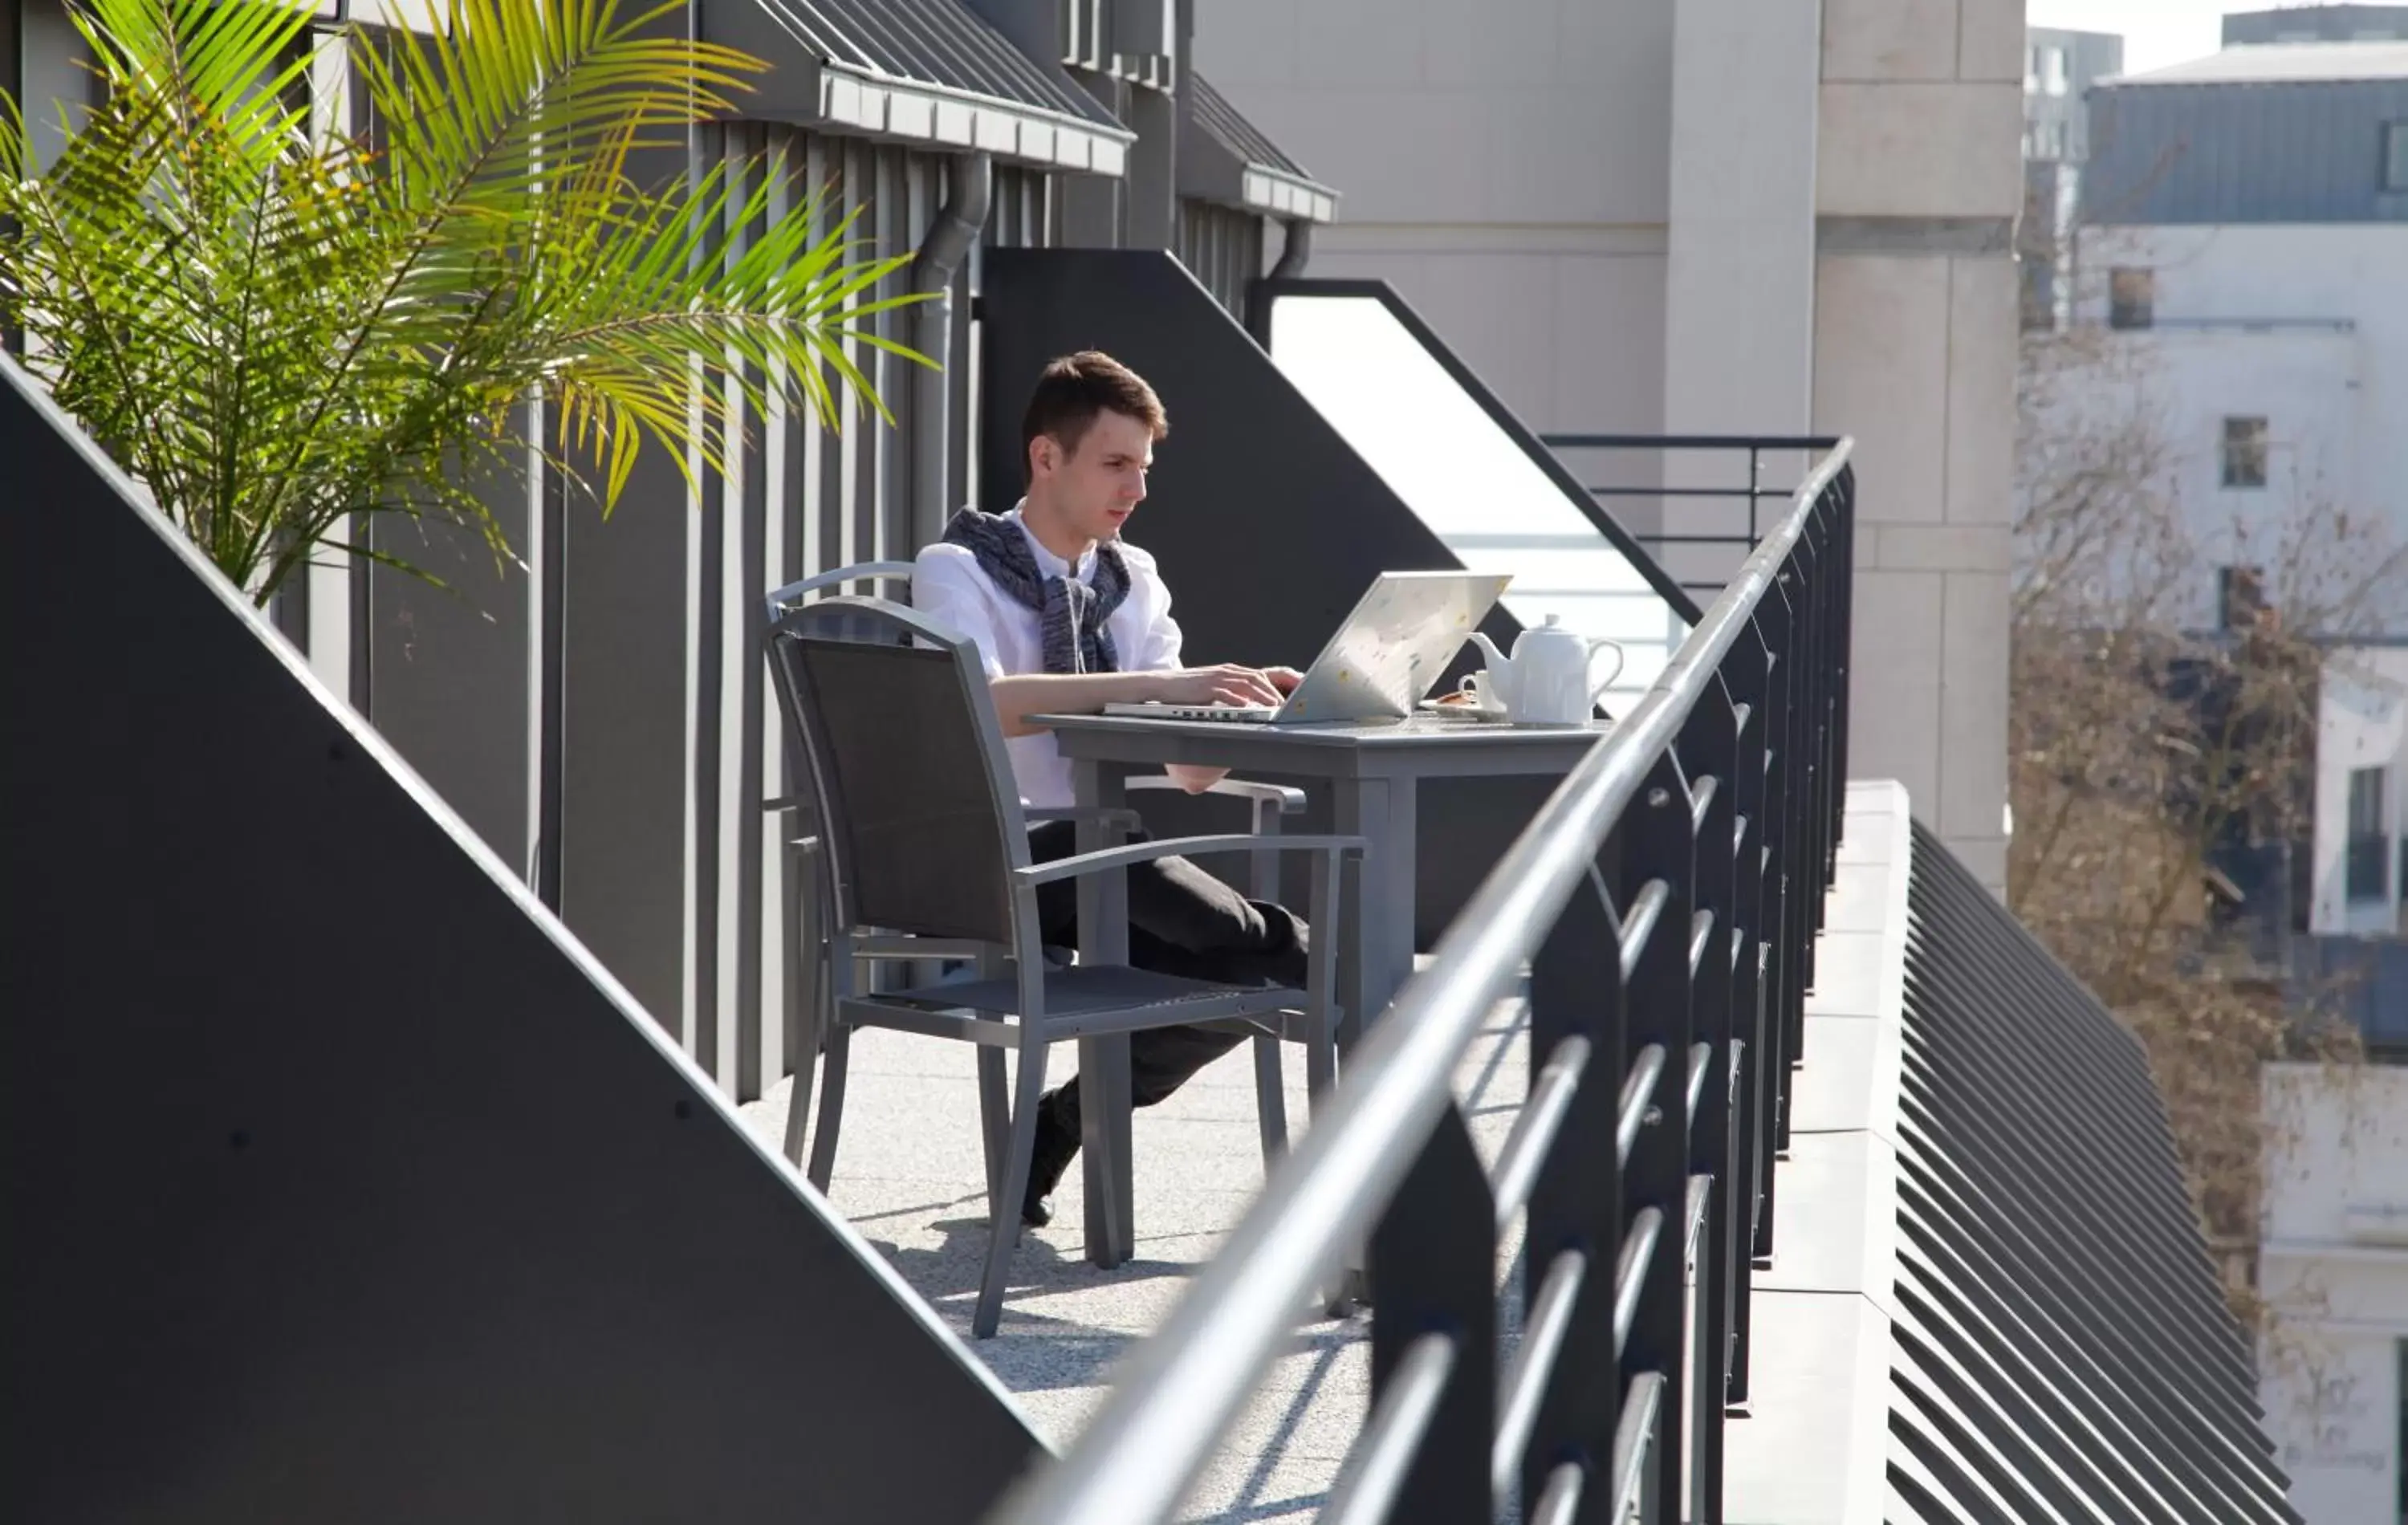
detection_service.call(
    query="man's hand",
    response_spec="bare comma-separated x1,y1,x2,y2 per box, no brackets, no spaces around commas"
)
1153,664,1285,709
1264,665,1305,695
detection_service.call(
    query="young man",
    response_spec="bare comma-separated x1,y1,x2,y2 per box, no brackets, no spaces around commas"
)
912,350,1312,1229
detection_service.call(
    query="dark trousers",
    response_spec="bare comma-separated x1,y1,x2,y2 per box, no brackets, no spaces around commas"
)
1027,820,1311,1128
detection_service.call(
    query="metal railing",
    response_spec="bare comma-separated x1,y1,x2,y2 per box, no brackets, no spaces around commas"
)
985,440,1857,1525
1539,434,1842,600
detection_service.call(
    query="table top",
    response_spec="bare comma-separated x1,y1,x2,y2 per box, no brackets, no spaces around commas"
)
1031,709,1614,779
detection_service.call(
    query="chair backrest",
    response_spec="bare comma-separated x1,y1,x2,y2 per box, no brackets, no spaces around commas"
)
764,595,1031,948
767,562,917,615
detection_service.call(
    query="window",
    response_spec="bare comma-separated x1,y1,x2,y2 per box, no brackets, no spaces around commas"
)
2217,566,2265,630
2222,417,2269,489
2385,120,2408,193
2041,47,2068,96
2347,768,2388,902
2108,267,2154,330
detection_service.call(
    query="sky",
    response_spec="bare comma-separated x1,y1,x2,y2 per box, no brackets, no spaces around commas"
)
2024,0,2238,75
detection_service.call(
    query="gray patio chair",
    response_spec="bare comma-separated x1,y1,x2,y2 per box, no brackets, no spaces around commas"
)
764,594,1358,1338
763,564,1320,1173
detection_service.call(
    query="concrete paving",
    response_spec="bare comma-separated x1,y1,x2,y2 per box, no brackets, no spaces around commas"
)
735,978,1532,1523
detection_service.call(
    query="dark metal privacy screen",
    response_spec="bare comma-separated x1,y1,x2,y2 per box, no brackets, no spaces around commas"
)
986,441,1857,1525
1889,827,2301,1523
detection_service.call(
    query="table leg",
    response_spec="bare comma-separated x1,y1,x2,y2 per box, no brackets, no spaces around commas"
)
1327,773,1417,1310
1073,758,1137,1269
1330,775,1421,1055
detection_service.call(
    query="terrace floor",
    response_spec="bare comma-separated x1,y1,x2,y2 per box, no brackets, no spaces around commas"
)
734,783,1908,1524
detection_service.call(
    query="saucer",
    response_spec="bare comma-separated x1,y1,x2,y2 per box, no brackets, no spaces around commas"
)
1418,698,1512,724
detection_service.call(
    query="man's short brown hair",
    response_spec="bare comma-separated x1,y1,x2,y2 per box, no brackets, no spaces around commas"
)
1022,351,1168,475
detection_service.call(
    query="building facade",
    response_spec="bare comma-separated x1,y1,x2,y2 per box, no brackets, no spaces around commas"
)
1192,0,2022,892
2072,38,2408,630
2262,1060,2408,1523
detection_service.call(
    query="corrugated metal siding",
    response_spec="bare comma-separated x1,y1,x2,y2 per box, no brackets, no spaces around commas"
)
2088,78,2408,222
696,124,1053,1098
1174,197,1265,319
1890,826,2300,1523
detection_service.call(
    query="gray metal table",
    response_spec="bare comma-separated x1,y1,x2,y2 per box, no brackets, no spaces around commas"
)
1031,710,1613,1267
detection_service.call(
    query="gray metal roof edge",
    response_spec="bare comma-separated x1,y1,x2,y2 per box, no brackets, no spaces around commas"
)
726,55,1133,174
820,59,1133,172
1178,142,1339,222
1177,92,1339,222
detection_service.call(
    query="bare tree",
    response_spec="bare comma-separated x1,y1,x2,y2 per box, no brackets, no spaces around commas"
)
2009,322,2392,1330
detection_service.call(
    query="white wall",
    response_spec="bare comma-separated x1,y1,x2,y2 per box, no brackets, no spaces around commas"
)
2312,645,2408,936
1190,0,1677,437
1198,0,2024,890
2261,1061,2408,1522
2068,224,2408,629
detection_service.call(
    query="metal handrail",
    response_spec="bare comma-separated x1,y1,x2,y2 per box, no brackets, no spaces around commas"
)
982,438,1854,1525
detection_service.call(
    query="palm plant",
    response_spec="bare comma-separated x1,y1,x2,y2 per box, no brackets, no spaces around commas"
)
0,0,926,604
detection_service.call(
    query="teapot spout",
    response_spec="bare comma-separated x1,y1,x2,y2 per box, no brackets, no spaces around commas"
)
1466,631,1513,702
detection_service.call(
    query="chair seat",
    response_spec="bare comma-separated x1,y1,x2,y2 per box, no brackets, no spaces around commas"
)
879,962,1304,1020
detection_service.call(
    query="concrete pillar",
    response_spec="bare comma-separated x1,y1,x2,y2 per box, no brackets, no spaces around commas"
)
1811,0,2023,893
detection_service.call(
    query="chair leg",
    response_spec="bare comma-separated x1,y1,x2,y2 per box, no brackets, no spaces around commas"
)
1251,1032,1288,1172
806,1020,852,1191
784,922,832,1170
978,1047,1011,1218
974,1031,1052,1340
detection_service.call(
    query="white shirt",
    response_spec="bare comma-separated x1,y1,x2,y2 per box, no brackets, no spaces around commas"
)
911,506,1183,810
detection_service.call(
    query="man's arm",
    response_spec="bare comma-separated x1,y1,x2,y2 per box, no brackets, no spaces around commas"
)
989,665,1287,738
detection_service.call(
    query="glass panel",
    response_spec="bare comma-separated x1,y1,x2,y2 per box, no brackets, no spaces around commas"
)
1265,292,1688,708
2222,417,2268,489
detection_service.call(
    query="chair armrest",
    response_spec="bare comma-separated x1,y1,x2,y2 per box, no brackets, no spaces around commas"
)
1015,833,1366,887
1023,806,1145,834
1124,775,1308,815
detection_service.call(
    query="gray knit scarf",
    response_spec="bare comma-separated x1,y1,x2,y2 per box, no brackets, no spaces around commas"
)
941,507,1131,674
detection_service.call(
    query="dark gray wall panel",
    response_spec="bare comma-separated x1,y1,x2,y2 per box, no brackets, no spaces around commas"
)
0,356,1038,1525
368,444,534,874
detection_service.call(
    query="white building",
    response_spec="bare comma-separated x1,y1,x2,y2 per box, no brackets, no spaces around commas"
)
1193,0,2022,890
2262,1060,2408,1523
2069,41,2408,629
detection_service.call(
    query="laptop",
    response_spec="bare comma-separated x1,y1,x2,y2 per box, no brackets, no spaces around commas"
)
1101,570,1513,725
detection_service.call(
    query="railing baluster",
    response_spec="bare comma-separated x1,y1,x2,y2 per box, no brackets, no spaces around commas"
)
1367,1111,1495,1522
1521,836,1627,1523
1682,673,1743,1518
1720,628,1775,1403
1617,753,1696,1514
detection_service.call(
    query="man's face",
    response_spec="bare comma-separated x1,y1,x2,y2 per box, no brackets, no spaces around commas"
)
1030,409,1153,543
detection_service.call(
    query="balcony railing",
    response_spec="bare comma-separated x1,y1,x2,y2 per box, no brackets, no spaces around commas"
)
1539,434,1844,600
985,440,1857,1525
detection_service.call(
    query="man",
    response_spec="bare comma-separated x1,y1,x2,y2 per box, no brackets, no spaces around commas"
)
913,350,1312,1230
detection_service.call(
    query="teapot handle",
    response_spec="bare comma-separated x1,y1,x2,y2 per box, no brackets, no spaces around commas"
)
1585,639,1627,702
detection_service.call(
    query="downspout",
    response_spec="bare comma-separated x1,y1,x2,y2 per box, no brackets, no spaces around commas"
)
909,152,995,547
1267,216,1313,279
1248,217,1314,343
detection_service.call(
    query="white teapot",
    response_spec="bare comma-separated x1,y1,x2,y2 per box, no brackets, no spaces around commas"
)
1466,616,1624,726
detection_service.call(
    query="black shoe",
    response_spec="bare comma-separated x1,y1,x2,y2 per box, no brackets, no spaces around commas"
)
1020,1088,1081,1228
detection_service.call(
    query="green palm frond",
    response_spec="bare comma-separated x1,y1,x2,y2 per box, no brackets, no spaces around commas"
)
0,0,929,604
